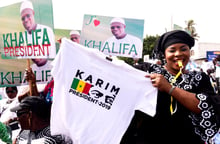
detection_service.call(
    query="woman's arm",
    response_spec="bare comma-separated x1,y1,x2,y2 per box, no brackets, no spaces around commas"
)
148,73,200,113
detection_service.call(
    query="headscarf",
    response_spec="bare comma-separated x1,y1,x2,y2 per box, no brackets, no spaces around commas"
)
152,30,195,60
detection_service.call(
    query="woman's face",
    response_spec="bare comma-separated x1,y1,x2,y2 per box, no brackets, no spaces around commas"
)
165,43,190,74
6,87,17,99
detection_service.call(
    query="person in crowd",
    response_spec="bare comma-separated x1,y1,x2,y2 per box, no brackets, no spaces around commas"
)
121,30,219,144
20,0,54,85
205,57,218,93
20,0,56,59
102,17,142,57
10,96,72,144
0,87,18,125
214,55,220,93
0,85,39,142
201,58,215,75
0,87,18,116
25,28,83,102
185,58,200,72
25,67,53,103
69,30,80,44
29,58,53,84
24,30,81,103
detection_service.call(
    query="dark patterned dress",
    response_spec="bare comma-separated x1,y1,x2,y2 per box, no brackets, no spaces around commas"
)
15,126,72,144
121,62,218,144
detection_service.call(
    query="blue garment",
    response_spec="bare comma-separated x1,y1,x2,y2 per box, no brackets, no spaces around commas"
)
214,132,220,144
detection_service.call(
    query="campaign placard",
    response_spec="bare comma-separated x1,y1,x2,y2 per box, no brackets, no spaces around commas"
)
80,14,144,58
0,0,55,59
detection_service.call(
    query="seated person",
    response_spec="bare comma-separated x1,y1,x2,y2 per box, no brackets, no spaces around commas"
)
10,96,72,144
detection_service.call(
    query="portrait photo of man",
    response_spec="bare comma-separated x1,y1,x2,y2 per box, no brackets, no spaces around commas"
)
20,0,56,59
101,17,143,58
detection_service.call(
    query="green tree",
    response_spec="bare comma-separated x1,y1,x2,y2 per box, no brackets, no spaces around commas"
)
184,20,200,40
118,35,159,65
143,35,160,59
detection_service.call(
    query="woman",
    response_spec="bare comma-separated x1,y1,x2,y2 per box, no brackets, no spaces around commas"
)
121,30,218,144
0,86,18,119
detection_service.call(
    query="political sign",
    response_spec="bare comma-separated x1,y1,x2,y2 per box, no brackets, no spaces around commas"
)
80,14,144,58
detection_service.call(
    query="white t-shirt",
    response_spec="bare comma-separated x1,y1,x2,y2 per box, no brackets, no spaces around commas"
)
31,60,53,84
0,98,18,123
51,38,157,144
201,61,214,74
102,34,142,58
215,61,220,78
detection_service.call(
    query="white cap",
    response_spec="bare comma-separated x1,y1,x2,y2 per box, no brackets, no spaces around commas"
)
20,0,34,14
69,30,80,36
110,17,125,25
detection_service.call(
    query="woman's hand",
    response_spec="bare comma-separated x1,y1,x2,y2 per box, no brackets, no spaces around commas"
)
146,73,172,93
146,73,200,113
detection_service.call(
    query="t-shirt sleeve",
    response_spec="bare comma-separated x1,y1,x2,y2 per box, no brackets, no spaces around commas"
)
135,77,158,117
51,42,63,80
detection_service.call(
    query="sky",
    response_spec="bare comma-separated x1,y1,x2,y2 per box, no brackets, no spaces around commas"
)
1,0,220,43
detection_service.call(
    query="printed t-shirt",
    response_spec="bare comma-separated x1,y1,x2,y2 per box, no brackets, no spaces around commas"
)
50,38,157,144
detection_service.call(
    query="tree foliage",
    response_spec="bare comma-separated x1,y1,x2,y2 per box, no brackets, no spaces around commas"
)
143,35,160,59
184,19,200,40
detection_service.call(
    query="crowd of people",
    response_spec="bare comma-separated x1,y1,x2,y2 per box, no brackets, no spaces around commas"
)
186,55,220,94
0,1,220,143
0,30,219,144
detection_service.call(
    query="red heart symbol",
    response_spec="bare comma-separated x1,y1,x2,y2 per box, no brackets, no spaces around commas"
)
94,19,100,27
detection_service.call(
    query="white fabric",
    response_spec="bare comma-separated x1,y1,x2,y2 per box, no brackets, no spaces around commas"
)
20,0,33,13
110,17,125,25
50,38,157,144
22,24,56,59
0,98,19,123
201,61,214,74
31,60,53,84
0,88,6,100
18,138,45,144
102,34,142,58
69,30,80,36
216,61,220,78
185,60,200,71
21,60,52,86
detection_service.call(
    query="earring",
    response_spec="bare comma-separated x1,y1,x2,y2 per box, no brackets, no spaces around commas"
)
28,117,31,127
28,111,32,128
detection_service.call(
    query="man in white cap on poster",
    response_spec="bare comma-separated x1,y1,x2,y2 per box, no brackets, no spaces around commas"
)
69,30,80,44
20,0,56,59
102,17,142,58
20,0,54,85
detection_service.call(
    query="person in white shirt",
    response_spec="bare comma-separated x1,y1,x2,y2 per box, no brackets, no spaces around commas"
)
20,0,56,59
69,30,80,44
0,86,18,122
30,58,53,84
215,55,220,93
102,17,142,58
